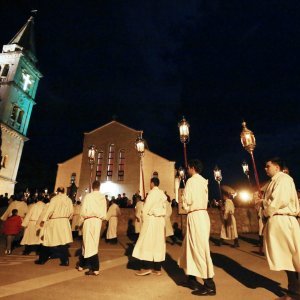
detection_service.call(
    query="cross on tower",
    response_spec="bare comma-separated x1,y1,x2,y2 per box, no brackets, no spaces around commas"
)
22,72,32,91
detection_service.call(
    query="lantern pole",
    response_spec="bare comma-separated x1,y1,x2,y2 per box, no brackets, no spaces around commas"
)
214,166,223,200
178,116,190,169
88,145,97,192
135,133,146,199
240,121,261,195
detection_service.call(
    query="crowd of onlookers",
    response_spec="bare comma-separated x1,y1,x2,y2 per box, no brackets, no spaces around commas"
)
0,188,178,256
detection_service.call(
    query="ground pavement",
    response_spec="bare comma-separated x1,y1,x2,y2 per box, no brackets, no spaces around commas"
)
0,234,288,300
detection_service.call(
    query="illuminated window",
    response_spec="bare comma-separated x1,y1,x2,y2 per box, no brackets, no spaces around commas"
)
1,64,9,77
153,171,159,178
106,144,115,181
21,71,32,91
96,150,104,180
118,149,125,181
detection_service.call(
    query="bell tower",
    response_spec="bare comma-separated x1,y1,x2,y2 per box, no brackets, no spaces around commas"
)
0,16,42,195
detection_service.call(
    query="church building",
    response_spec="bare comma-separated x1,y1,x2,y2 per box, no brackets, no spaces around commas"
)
55,121,176,200
0,16,42,195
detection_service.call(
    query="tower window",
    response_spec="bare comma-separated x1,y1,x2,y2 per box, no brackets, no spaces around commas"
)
96,150,104,181
118,149,125,181
21,70,33,91
17,110,24,124
1,64,9,77
10,105,18,121
9,105,23,130
1,155,8,168
106,144,115,181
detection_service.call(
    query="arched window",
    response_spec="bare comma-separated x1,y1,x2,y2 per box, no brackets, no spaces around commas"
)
96,150,104,180
10,105,18,121
153,171,159,178
106,144,115,181
17,110,24,125
118,149,125,181
1,64,9,77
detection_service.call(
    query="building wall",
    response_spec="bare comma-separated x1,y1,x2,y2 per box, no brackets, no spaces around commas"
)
0,124,25,195
0,42,41,195
54,153,82,193
143,149,175,199
109,207,259,236
78,122,141,199
55,121,177,201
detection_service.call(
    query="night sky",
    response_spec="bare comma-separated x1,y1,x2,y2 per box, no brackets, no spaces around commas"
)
1,1,300,197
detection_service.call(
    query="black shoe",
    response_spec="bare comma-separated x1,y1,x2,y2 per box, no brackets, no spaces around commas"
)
181,279,201,290
233,238,240,248
34,260,46,265
192,286,216,296
85,270,99,276
59,260,69,266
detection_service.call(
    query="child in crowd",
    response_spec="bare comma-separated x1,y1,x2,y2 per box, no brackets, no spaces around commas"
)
2,209,22,255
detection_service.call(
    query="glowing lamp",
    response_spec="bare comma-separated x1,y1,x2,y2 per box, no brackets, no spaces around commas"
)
135,133,145,156
214,166,222,182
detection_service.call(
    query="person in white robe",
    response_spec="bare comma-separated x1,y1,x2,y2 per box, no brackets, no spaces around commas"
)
71,200,82,238
35,187,73,266
105,200,121,244
21,196,45,254
1,196,28,221
36,200,50,245
77,180,107,276
219,192,239,247
165,197,175,245
133,177,167,276
178,159,216,296
257,157,300,299
134,196,144,238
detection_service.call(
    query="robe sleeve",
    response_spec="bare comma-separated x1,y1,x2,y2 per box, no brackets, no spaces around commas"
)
142,192,153,216
105,206,112,220
263,176,292,217
0,202,13,221
22,208,32,227
182,179,192,211
100,199,107,219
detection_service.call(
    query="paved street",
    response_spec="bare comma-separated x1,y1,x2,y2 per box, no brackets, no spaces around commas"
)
0,234,287,300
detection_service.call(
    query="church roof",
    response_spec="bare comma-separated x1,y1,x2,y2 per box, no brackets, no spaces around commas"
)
8,16,36,61
85,120,142,135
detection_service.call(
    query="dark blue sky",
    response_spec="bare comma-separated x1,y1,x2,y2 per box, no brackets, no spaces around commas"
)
1,1,300,196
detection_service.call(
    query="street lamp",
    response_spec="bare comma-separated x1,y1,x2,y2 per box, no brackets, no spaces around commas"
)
24,188,30,200
214,166,223,200
178,166,186,187
242,161,251,185
240,121,261,194
135,133,146,199
88,144,97,192
178,116,190,168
